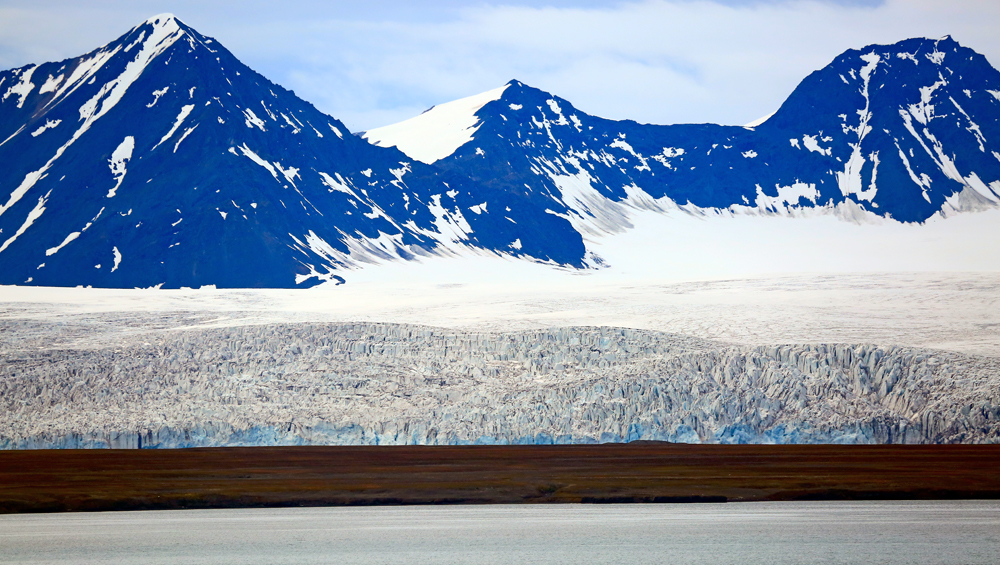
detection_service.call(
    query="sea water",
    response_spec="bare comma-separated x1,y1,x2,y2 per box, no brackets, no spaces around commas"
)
1,501,998,564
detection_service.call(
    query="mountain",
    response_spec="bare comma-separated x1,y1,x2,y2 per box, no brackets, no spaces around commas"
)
3,20,998,288
0,15,582,288
3,24,999,450
365,36,1000,265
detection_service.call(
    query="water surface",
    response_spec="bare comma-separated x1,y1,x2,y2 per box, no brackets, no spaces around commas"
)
2,501,998,564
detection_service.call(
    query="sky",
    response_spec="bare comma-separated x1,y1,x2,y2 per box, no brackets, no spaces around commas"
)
1,0,998,133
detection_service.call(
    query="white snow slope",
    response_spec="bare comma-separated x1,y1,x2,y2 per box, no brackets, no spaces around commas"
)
362,84,508,164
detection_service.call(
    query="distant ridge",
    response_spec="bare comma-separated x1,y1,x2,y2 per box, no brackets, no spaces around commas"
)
370,36,1000,236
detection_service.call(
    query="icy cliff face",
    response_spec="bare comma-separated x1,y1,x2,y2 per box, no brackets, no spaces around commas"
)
0,15,582,288
2,321,997,449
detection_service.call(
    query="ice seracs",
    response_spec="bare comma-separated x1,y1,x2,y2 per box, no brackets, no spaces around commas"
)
3,320,998,448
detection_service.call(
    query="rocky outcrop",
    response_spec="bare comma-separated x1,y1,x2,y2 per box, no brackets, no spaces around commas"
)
2,322,998,448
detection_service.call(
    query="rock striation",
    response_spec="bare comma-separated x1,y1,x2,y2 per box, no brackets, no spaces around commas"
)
2,321,998,448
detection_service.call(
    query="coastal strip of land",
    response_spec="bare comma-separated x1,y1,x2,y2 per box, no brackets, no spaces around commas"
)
1,444,999,513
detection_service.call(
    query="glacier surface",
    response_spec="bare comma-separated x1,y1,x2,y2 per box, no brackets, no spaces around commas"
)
2,301,998,449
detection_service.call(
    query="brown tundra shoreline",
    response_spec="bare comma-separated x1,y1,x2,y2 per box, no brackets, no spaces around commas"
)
2,443,999,514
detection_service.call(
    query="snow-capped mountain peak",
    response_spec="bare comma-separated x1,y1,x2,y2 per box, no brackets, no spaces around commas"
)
0,17,585,287
145,13,179,25
362,83,510,164
383,38,1000,240
2,24,998,288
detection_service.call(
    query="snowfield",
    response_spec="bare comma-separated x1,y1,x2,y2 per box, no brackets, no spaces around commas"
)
3,185,999,448
362,84,509,164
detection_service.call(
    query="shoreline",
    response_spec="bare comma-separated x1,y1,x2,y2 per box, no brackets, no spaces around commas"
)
2,443,999,514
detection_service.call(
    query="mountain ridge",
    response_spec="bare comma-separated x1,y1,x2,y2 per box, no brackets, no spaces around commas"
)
368,35,1000,239
2,17,998,288
0,15,583,288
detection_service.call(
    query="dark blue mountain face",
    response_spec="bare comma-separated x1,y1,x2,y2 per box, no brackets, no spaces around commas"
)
431,37,1000,236
2,19,998,288
761,36,1000,222
0,15,583,287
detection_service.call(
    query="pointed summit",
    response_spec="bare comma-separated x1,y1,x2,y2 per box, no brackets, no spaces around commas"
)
758,35,1000,220
0,15,585,287
4,26,999,289
0,21,555,289
369,35,1000,252
145,13,179,24
361,79,581,165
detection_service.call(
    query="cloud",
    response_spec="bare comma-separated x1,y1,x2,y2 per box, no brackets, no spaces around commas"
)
268,0,1000,130
1,0,998,131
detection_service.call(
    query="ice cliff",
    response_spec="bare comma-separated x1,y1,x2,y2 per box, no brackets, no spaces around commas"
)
2,322,997,448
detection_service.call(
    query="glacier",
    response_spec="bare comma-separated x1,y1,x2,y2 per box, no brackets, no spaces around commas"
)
2,17,1000,449
2,317,998,449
